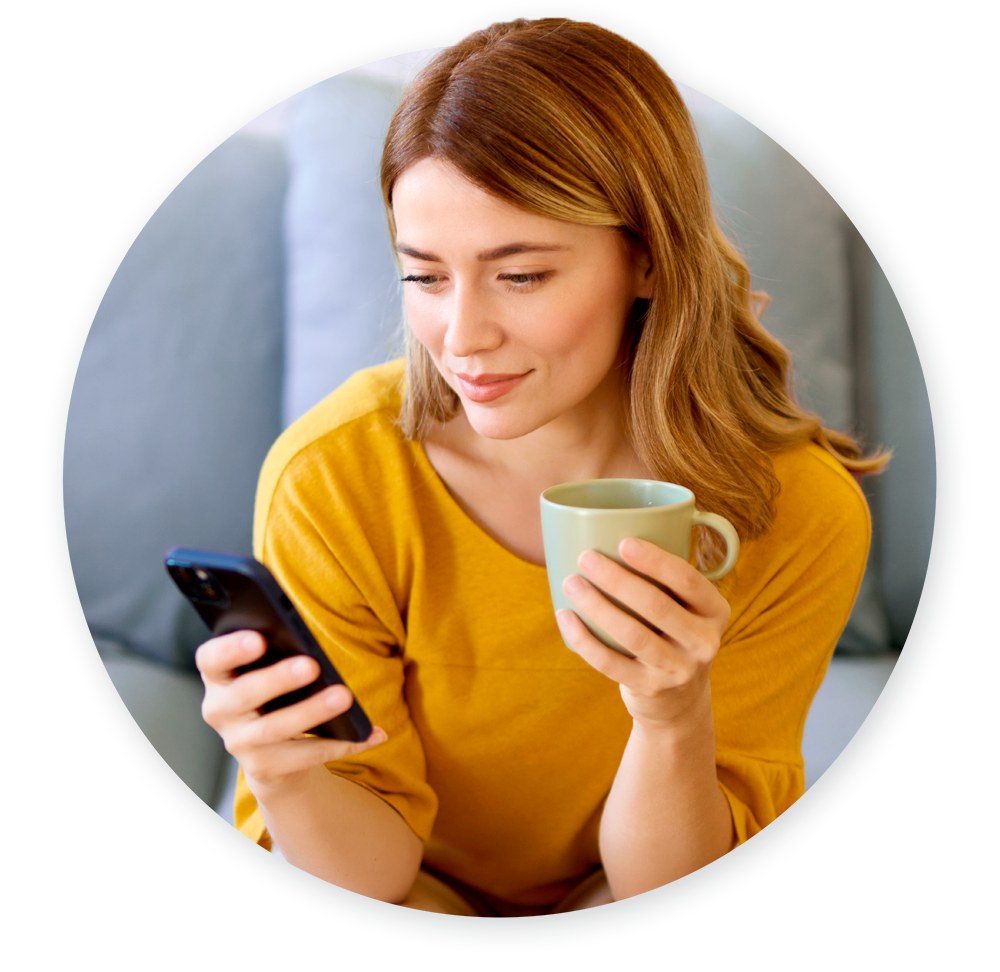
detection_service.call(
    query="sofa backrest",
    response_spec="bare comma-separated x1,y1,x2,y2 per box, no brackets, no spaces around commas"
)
282,72,406,427
65,63,934,667
64,132,288,668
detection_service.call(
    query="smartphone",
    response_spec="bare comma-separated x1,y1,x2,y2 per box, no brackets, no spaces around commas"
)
164,547,373,742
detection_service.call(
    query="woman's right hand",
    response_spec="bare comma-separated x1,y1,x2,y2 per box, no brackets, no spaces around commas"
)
196,630,387,790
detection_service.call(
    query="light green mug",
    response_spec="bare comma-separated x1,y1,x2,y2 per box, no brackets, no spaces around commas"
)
539,479,740,657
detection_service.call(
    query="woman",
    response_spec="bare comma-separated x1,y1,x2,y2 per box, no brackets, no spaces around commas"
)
197,18,884,916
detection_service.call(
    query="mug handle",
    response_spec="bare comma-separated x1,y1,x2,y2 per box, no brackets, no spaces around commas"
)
690,511,740,582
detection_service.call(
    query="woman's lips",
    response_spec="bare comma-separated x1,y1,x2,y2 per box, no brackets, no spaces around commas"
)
454,371,531,403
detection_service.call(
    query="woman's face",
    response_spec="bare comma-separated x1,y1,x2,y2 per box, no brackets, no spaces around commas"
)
392,158,653,441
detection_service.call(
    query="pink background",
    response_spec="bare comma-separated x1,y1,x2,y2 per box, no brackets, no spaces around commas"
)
63,38,926,918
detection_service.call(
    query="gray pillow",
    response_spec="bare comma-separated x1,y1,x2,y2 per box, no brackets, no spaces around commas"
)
282,72,405,427
64,132,287,670
684,90,855,433
685,91,900,652
100,639,230,806
688,97,934,649
857,242,935,647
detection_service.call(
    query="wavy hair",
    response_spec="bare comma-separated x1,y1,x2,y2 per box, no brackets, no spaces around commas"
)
380,17,887,545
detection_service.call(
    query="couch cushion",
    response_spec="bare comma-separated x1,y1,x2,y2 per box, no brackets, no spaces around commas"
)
100,640,228,806
858,244,935,647
282,72,406,426
683,86,855,433
64,132,287,670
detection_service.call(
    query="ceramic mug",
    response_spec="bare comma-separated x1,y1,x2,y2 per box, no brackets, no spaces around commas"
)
540,479,740,656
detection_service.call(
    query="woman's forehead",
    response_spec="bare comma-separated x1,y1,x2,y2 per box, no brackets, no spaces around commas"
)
393,159,538,223
392,159,621,258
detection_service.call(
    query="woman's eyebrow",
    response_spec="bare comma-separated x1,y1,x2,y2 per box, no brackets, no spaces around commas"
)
477,242,571,261
395,242,570,262
396,243,442,261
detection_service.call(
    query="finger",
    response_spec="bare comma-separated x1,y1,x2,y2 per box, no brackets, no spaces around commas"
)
240,727,389,782
196,630,267,683
555,608,641,685
239,682,357,747
227,653,323,716
618,538,731,621
575,549,705,649
203,653,321,728
562,572,685,668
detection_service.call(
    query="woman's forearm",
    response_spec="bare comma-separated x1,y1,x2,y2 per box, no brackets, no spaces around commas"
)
251,764,423,902
599,690,735,900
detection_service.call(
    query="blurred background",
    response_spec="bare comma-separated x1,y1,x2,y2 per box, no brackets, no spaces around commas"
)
63,51,934,820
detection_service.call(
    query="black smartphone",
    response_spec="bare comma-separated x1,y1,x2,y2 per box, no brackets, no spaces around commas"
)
164,547,373,742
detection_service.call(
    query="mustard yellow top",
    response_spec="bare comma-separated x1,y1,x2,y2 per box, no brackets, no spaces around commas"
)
235,359,870,906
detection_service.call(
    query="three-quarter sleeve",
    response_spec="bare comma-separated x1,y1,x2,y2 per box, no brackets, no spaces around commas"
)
708,444,872,843
235,431,439,849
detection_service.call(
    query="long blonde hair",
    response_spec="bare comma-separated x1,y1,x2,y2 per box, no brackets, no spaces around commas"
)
380,17,886,543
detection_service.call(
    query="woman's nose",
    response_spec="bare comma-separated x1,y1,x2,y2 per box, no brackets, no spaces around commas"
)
443,285,503,358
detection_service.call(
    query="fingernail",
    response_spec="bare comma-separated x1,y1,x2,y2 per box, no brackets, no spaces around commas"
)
620,537,640,558
324,685,347,708
563,574,585,597
241,633,258,651
578,550,599,571
555,609,573,632
291,657,312,678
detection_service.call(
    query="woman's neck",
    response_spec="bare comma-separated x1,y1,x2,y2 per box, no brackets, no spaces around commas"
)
432,368,648,486
422,373,652,565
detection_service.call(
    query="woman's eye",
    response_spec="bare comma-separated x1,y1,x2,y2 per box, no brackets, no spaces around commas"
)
401,271,552,290
498,271,552,288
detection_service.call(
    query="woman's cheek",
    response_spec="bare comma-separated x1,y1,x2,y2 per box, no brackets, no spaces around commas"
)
406,302,445,358
539,313,620,369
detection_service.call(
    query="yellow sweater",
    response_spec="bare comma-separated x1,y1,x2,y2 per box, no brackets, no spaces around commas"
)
235,359,870,906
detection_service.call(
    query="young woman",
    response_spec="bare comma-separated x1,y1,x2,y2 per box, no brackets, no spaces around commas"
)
196,18,885,916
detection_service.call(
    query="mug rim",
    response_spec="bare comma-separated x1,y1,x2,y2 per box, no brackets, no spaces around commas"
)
540,478,694,512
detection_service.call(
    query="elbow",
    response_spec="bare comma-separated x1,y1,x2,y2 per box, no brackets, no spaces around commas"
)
601,823,735,901
277,828,423,905
369,833,425,905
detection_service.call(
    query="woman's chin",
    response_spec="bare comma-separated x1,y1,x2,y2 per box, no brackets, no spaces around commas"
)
462,404,548,442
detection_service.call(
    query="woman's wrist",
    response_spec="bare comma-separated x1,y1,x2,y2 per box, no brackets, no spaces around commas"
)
622,677,715,739
244,762,329,808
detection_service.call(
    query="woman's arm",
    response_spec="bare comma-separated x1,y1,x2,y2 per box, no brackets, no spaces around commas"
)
556,538,735,900
199,630,422,902
253,767,423,902
597,692,734,898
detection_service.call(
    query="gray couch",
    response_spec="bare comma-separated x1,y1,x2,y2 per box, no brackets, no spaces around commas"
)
63,62,934,810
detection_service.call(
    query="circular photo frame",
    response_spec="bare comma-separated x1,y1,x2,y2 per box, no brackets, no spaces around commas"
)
60,17,954,954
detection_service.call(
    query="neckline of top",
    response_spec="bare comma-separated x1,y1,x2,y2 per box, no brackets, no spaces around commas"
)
410,439,550,574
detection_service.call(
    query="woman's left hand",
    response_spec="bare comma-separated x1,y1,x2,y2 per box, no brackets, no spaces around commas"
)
556,536,731,728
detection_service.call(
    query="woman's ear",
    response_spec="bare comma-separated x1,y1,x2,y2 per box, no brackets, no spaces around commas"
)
634,244,655,300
